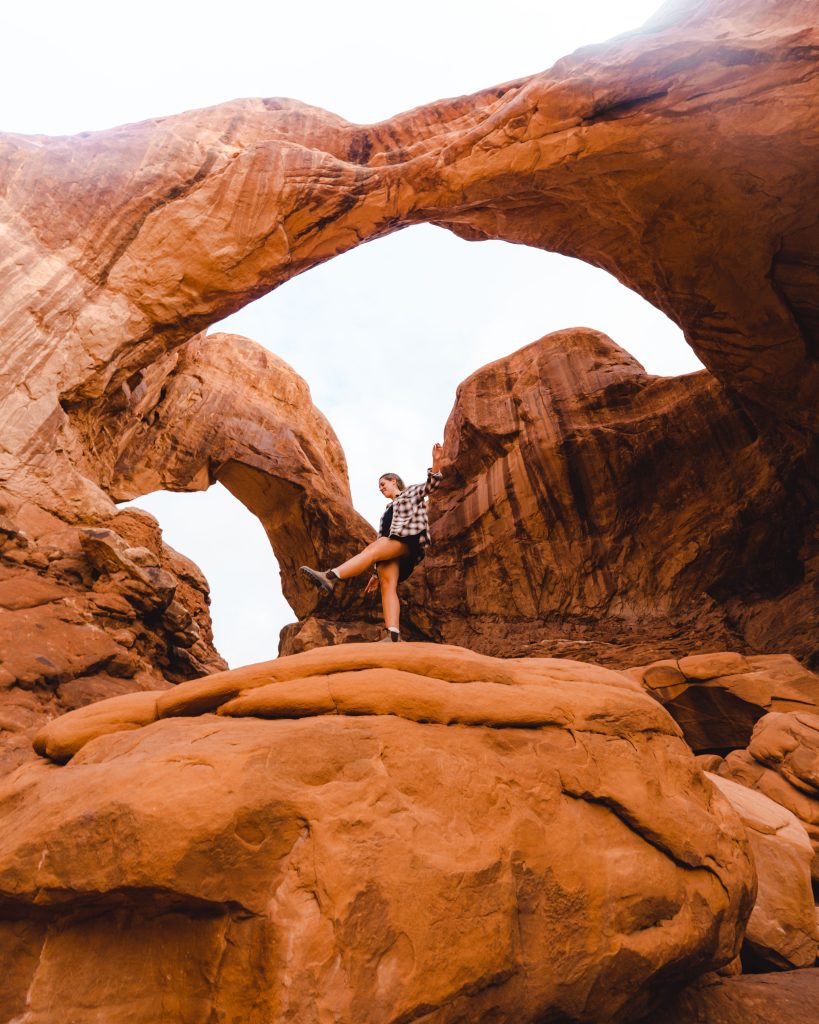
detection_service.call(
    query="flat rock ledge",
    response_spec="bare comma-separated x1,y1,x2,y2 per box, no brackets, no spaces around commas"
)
0,644,754,1023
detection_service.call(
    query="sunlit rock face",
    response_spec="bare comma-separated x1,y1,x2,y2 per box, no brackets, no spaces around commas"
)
1,644,755,1024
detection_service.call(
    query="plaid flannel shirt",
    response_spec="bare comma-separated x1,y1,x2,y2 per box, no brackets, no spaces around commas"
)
379,469,443,549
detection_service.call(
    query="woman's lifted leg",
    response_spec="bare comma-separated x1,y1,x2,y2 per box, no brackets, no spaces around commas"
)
300,536,407,594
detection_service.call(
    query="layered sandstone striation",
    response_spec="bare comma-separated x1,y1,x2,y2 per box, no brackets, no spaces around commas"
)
0,0,816,1018
3,0,817,517
387,331,818,666
2,644,755,1024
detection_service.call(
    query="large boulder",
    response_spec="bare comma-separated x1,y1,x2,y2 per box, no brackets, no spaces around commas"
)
631,653,819,751
707,772,817,969
643,968,819,1024
718,711,819,882
2,644,754,1023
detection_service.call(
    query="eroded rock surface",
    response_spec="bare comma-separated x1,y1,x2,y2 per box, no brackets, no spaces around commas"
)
0,504,224,775
2,644,754,1024
0,330,379,768
0,4,815,1016
718,711,819,882
708,772,817,970
70,331,374,621
3,0,817,528
390,332,818,666
631,652,819,751
0,0,816,677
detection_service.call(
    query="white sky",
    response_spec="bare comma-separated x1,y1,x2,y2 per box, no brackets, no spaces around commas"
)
6,0,703,667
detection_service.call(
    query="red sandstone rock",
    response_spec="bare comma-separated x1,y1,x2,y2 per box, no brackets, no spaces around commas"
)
4,644,753,1023
384,332,817,667
718,711,819,882
97,331,374,622
643,968,819,1024
707,772,817,970
2,1,816,503
0,0,816,674
0,3,814,1017
0,504,219,774
631,652,819,751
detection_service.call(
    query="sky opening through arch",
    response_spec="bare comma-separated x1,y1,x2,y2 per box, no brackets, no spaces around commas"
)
123,226,701,667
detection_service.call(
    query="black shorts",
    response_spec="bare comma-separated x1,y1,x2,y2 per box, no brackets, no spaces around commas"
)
380,532,423,582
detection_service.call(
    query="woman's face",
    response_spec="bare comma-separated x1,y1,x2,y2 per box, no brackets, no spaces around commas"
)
379,476,400,500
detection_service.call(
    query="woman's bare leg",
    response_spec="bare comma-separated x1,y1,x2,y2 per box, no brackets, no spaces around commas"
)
334,537,408,580
377,559,401,630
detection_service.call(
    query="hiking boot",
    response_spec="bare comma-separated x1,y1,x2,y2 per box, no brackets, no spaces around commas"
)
299,566,336,596
377,628,402,643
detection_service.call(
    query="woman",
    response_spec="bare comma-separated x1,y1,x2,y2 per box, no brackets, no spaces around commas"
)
300,442,444,642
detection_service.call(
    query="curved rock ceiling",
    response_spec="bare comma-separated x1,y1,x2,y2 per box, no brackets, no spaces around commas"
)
1,0,817,516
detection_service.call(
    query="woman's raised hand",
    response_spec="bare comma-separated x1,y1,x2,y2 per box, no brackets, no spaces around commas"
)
432,442,443,470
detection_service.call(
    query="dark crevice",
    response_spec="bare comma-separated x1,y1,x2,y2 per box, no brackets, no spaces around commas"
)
0,886,261,922
582,89,669,125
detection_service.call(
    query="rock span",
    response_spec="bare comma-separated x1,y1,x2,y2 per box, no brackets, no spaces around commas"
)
0,2,818,1016
0,0,816,674
0,0,816,523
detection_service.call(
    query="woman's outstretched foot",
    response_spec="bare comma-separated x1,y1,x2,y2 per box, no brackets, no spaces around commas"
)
377,627,402,643
299,566,337,596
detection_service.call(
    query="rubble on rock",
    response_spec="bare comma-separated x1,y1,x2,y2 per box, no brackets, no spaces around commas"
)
0,504,224,773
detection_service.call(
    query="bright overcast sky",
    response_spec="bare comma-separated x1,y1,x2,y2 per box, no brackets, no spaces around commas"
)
6,0,701,668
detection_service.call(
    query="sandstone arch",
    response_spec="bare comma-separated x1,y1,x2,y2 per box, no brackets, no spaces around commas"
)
76,331,375,621
0,0,816,691
1,0,817,530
